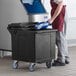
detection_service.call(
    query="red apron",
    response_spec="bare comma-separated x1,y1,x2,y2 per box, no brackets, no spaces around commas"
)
51,0,66,32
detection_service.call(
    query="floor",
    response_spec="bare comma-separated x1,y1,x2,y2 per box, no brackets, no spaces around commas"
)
0,46,76,76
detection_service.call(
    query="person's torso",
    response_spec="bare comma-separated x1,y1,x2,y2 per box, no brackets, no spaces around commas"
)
52,0,67,5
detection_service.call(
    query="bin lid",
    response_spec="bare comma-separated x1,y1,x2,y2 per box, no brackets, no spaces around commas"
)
7,22,57,31
21,0,46,14
7,22,36,30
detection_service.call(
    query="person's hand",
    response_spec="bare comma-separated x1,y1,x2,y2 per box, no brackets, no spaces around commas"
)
48,18,53,24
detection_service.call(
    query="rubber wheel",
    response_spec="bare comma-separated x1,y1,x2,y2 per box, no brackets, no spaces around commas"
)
29,63,36,72
46,61,52,68
12,60,18,69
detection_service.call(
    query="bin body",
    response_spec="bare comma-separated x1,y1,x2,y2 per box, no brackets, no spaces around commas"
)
8,23,56,63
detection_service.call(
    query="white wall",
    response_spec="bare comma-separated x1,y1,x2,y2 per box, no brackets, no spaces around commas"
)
0,0,29,50
66,1,76,43
67,0,76,18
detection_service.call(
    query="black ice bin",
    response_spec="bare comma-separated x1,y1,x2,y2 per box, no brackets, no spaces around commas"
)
7,23,57,71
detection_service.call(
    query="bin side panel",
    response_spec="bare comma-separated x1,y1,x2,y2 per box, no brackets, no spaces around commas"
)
35,33,51,63
35,31,56,63
12,30,35,62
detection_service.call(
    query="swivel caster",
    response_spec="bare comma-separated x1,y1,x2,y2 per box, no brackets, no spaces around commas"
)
29,63,36,72
12,60,18,69
46,61,52,68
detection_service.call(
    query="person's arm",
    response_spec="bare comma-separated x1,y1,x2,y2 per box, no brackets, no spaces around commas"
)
48,0,63,24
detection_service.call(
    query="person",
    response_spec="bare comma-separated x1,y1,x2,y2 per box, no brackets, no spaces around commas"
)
48,0,69,66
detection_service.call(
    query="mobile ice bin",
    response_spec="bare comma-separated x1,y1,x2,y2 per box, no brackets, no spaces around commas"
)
7,0,57,71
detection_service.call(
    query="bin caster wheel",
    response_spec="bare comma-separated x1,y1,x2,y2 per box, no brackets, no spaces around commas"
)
12,60,18,69
46,61,52,68
29,63,36,72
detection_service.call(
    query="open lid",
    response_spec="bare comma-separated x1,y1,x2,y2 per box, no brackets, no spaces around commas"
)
21,0,46,14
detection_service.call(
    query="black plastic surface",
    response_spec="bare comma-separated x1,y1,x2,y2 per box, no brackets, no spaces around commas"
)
8,23,57,63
